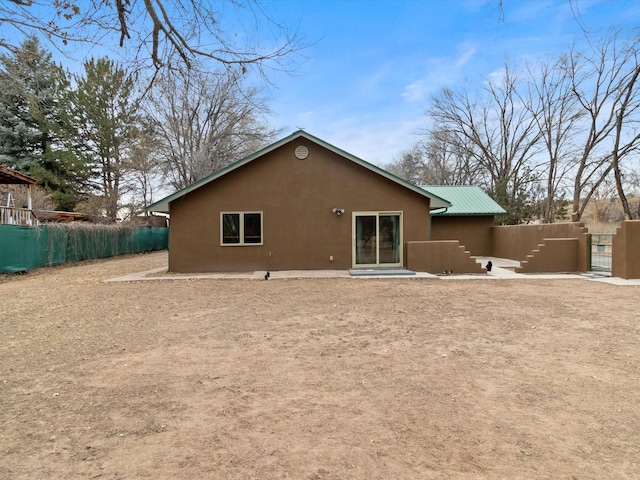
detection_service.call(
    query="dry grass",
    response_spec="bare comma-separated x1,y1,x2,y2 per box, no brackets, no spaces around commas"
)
1,251,640,479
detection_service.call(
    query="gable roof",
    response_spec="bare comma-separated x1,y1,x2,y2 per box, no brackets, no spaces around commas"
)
147,130,451,213
421,185,506,216
0,166,37,185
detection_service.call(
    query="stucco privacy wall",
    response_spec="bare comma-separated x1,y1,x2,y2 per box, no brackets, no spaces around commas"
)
168,138,433,272
612,220,640,279
406,240,485,274
492,223,589,272
430,216,494,256
516,238,579,273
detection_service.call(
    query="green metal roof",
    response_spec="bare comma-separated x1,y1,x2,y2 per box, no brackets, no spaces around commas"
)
421,185,506,216
146,130,452,213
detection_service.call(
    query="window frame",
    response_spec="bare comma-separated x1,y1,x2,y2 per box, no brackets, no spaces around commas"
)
220,211,263,246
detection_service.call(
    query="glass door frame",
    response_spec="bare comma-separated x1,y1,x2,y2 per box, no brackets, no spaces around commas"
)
352,211,403,268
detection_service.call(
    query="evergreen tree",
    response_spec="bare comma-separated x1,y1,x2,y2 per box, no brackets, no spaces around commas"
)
0,36,87,210
75,57,143,222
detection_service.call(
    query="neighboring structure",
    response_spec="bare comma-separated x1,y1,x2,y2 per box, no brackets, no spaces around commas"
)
0,166,38,225
422,185,506,256
147,130,453,272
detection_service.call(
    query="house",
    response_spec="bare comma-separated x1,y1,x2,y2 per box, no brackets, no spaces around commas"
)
0,166,38,225
147,130,457,273
422,185,506,256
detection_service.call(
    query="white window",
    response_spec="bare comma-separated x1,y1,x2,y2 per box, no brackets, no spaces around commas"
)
221,212,263,245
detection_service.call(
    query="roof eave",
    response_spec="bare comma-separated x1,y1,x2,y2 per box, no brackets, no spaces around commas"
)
145,130,452,212
431,211,506,217
0,166,38,185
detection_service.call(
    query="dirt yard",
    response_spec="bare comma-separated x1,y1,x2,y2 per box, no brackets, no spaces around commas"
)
1,251,639,479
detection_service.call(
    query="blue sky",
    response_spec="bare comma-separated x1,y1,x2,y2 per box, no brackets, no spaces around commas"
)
256,0,640,166
3,0,640,167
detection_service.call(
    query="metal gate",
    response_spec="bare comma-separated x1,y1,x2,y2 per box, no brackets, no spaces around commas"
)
589,233,613,273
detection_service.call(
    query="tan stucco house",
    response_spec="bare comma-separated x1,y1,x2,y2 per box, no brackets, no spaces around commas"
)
147,130,458,273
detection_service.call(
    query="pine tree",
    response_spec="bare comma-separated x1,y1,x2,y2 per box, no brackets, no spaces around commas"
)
0,36,87,211
75,57,143,222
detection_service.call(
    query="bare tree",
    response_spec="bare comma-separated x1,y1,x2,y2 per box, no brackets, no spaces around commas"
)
4,184,56,211
146,67,280,190
385,129,483,187
626,169,640,219
610,47,640,220
428,63,542,223
0,0,304,74
587,176,622,224
567,31,640,221
122,123,162,218
526,56,583,223
422,128,486,186
384,146,425,185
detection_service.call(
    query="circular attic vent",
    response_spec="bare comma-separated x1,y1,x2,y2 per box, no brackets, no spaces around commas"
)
294,145,309,160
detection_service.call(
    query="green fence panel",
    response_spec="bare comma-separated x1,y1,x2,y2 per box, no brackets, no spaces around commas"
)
118,228,134,255
0,225,41,272
0,225,168,273
65,227,90,262
132,227,154,252
151,227,169,251
45,225,69,266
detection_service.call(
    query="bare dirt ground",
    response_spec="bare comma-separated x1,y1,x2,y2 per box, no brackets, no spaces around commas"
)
1,251,639,479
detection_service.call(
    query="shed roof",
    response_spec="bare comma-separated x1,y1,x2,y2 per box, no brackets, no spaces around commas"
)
421,185,506,216
147,130,451,213
0,166,37,185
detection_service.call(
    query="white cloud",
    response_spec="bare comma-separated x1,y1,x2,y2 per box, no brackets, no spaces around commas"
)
456,46,477,68
308,115,426,166
401,45,478,103
294,110,315,126
484,66,506,85
355,63,393,97
402,81,427,103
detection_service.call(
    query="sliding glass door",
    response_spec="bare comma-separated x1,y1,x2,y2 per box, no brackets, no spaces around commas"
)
353,212,402,267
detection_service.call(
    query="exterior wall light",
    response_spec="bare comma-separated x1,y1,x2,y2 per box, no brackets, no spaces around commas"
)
332,208,345,215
